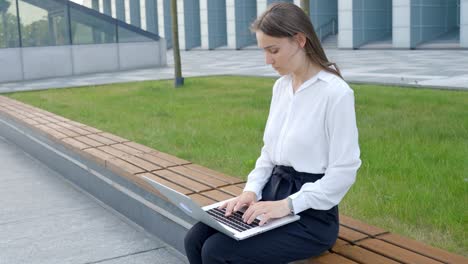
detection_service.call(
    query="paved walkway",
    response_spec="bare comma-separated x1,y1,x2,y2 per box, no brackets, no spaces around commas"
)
0,135,187,264
0,48,467,93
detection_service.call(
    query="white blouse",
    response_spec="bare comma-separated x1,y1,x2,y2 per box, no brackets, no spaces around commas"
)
243,70,361,214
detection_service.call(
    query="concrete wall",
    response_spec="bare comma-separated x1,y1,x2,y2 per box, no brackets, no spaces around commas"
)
353,0,392,47
462,0,468,48
410,0,458,47
0,49,23,83
0,41,166,83
72,44,119,75
23,46,73,80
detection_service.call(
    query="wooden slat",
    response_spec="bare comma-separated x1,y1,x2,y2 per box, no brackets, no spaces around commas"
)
98,132,130,143
339,215,387,236
357,239,444,264
136,152,178,168
86,134,117,145
334,243,400,264
306,252,359,264
137,172,193,195
199,190,235,202
154,170,211,193
123,155,162,172
185,164,243,184
220,185,244,196
74,136,105,148
123,141,157,154
62,138,91,150
112,143,143,155
377,233,468,264
106,157,145,178
82,148,115,167
97,146,128,158
152,151,191,166
189,193,216,206
169,166,228,188
338,225,369,243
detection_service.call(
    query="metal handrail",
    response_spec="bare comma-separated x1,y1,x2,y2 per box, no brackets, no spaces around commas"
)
316,18,338,41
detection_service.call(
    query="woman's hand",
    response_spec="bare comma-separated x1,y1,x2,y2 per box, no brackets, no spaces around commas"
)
218,191,257,217
242,199,291,226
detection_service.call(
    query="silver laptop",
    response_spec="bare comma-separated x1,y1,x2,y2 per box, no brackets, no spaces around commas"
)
143,176,300,240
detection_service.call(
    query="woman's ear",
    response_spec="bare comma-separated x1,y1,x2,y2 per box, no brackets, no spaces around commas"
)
294,33,307,48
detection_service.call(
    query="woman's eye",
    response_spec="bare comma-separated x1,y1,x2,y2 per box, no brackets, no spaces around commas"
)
270,50,278,54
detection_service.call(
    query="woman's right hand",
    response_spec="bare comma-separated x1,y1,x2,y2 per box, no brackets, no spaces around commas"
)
218,191,257,217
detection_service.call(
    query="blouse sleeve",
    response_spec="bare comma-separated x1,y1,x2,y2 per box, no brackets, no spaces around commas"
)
289,89,361,214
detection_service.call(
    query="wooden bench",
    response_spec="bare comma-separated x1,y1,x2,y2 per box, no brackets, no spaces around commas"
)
0,95,466,264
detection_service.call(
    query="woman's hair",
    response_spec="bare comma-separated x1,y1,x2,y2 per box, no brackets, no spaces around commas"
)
251,3,342,78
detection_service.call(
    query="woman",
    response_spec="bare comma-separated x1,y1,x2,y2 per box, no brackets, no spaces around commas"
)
185,3,361,263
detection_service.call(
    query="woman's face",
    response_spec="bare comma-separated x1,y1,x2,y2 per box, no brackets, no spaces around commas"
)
256,31,303,76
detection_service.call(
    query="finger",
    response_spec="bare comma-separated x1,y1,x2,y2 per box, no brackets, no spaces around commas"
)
242,204,255,222
259,213,270,226
247,209,262,224
225,200,236,216
218,201,227,209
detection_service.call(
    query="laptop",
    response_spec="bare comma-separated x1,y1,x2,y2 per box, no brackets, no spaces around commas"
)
142,176,300,240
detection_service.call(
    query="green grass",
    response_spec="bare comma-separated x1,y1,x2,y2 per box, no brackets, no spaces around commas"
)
6,76,467,256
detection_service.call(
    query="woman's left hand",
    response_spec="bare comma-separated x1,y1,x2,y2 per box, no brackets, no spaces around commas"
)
242,199,291,226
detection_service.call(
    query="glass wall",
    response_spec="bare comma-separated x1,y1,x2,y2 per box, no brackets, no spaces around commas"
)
70,6,115,44
18,0,70,47
0,0,160,49
0,0,20,48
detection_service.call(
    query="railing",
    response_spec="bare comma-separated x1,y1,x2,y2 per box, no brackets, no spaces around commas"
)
316,18,338,41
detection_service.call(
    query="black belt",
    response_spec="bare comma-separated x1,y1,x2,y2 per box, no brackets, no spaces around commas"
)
261,165,325,202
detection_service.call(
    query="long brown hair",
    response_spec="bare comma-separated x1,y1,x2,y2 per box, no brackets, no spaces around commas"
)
251,3,342,78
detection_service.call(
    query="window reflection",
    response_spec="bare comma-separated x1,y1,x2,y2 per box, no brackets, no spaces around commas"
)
18,0,70,47
70,7,116,45
0,0,20,48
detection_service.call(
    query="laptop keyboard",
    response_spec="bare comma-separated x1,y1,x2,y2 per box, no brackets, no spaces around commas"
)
206,208,260,232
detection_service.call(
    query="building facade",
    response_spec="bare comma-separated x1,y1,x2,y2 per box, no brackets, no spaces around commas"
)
0,0,166,83
84,0,467,50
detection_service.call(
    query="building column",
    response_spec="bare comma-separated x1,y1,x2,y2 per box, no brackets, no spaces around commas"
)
158,0,166,39
124,0,131,24
293,0,301,7
392,0,411,49
338,0,353,48
226,0,236,49
200,0,209,49
111,0,117,18
461,0,468,48
257,0,267,17
176,0,186,50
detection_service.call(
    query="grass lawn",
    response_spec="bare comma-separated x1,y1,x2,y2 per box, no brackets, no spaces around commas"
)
6,76,467,256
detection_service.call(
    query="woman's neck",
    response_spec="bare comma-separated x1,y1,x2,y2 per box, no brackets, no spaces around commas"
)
291,62,322,92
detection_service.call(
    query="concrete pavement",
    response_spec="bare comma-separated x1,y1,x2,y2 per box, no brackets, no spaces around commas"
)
0,135,188,264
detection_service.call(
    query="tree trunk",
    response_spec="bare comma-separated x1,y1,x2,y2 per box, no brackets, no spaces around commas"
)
170,0,183,87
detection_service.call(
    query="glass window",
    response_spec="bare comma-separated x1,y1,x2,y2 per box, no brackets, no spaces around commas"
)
118,24,154,43
0,0,20,48
70,7,116,45
18,0,70,47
